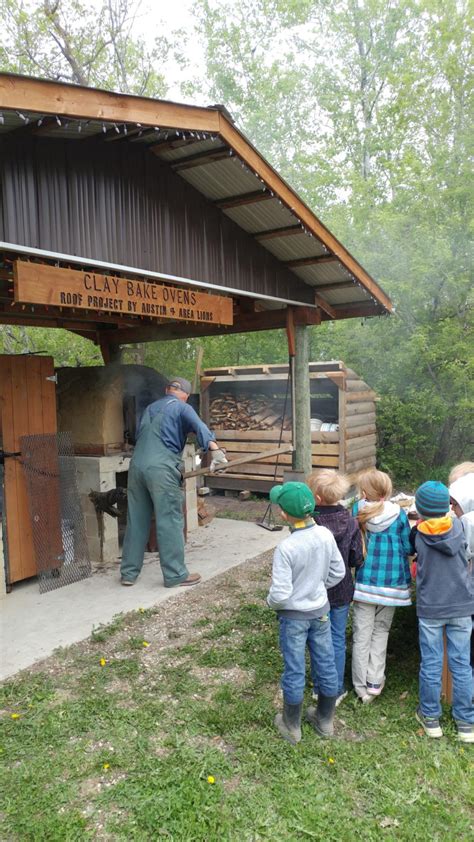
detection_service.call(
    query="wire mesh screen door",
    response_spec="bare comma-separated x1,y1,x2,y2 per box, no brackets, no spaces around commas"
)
20,432,91,593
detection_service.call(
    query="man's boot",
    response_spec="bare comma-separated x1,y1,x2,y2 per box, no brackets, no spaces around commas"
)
305,693,337,738
274,700,303,745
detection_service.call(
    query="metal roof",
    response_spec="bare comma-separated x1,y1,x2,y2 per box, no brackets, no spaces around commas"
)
0,73,392,319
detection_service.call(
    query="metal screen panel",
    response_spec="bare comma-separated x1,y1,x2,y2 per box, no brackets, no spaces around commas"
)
20,432,91,593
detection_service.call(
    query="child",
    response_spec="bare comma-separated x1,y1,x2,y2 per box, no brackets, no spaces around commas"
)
267,481,345,744
449,462,474,485
449,470,474,560
307,469,364,705
351,469,412,702
412,481,473,742
449,469,474,693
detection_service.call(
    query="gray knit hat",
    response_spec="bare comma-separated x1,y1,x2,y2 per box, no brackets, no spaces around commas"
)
167,376,192,395
415,481,450,517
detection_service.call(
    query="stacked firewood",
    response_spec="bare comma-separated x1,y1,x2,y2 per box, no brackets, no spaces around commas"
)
210,393,291,430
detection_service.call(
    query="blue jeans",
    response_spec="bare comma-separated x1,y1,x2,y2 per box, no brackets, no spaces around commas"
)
418,616,474,724
279,615,338,705
313,604,350,697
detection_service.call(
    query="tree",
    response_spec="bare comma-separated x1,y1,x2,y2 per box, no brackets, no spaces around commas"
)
187,0,473,483
0,0,168,96
0,0,169,364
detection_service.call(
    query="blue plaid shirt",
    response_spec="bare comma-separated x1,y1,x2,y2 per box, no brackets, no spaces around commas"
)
354,508,412,606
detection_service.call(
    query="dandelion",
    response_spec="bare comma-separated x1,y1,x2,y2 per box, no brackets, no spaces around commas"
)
11,713,20,719
328,757,335,765
100,658,106,667
103,763,110,770
142,641,150,648
138,607,145,614
207,775,215,784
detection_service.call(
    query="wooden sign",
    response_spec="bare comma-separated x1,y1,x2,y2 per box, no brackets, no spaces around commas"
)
13,261,234,326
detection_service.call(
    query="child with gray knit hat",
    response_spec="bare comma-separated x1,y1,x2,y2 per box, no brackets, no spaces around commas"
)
412,480,474,743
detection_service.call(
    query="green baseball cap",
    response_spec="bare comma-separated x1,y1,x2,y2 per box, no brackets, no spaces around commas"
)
270,482,315,518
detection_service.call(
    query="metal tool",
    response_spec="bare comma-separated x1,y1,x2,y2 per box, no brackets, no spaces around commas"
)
182,444,294,480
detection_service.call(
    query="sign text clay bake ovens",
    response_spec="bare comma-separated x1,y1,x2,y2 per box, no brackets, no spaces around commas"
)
13,261,233,326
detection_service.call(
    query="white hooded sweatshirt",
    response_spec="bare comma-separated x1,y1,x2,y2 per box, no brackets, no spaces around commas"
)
449,472,474,559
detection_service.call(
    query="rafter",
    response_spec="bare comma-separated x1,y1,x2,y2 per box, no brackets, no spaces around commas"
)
255,225,302,241
286,255,337,269
314,293,337,319
215,190,272,210
171,146,231,171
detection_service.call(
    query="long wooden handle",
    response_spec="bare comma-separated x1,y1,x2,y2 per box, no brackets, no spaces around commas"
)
183,444,294,479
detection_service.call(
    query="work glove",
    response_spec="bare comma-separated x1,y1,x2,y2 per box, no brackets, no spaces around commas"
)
210,448,228,472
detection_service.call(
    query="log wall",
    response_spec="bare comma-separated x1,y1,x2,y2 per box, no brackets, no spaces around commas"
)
202,362,376,491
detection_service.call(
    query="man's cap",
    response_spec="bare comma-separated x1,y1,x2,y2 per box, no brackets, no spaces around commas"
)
415,481,450,518
167,376,192,395
270,482,315,518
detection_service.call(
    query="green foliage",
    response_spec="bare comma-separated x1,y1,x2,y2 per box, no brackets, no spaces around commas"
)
1,594,472,840
0,0,169,95
186,0,474,486
0,1,472,486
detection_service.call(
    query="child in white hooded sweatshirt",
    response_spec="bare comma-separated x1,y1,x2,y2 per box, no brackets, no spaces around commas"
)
449,466,474,559
449,466,474,686
351,469,412,702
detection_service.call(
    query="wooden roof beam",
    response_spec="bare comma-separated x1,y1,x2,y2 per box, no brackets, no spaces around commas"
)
331,302,385,319
313,280,357,292
215,190,272,210
286,255,337,269
171,146,231,171
314,293,337,319
255,225,303,242
0,74,221,132
98,305,321,345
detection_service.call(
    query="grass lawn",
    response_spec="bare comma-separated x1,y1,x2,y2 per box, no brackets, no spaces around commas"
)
1,551,472,841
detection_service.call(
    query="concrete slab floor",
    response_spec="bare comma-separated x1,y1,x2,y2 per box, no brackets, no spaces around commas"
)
0,519,282,682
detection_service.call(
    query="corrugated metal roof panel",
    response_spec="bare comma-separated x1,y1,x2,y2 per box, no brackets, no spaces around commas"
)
179,156,260,199
0,110,24,133
324,285,369,305
292,262,352,285
155,138,222,161
223,199,297,232
261,233,326,261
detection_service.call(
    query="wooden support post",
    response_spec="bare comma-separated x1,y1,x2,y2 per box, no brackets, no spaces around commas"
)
293,324,312,477
99,335,122,365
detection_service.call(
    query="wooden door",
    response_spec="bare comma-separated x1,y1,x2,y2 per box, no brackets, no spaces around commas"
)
0,355,58,584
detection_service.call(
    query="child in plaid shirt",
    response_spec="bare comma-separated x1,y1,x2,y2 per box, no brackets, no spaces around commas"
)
351,469,412,702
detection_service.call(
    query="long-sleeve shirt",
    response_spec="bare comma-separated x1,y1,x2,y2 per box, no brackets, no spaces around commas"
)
313,504,364,607
267,521,345,619
353,502,412,607
139,397,216,454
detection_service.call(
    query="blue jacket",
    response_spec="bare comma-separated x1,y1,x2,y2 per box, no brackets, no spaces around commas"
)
139,397,215,455
414,518,473,619
353,502,412,607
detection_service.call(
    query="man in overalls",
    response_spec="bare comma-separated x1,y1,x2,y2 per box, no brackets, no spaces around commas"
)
120,377,227,587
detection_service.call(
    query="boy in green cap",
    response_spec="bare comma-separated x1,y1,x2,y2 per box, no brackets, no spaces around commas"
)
267,481,345,744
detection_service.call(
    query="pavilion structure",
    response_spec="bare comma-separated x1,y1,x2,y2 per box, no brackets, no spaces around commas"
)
0,73,391,467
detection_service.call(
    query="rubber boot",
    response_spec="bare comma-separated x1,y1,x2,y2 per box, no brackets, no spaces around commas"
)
274,700,303,745
305,693,337,738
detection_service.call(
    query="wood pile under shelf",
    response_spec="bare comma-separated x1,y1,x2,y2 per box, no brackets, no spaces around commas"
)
202,362,377,493
210,393,291,431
